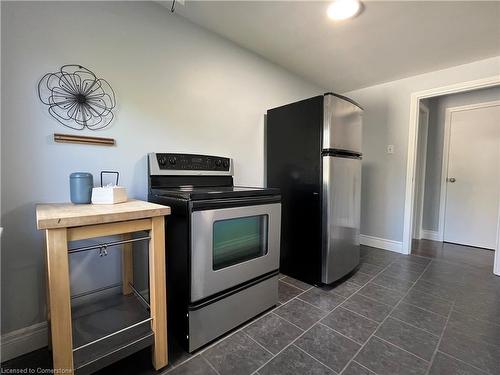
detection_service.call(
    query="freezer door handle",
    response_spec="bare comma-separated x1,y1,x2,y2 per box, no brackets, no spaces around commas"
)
323,95,363,153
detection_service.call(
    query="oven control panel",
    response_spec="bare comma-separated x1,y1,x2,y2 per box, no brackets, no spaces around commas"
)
153,153,231,172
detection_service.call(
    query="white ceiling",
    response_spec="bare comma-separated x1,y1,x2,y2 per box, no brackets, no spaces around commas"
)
168,1,500,92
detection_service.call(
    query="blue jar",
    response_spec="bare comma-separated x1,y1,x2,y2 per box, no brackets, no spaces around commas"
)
69,172,93,204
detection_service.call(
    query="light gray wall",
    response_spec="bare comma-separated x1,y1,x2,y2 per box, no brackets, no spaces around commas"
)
344,56,500,242
422,86,500,231
0,1,323,334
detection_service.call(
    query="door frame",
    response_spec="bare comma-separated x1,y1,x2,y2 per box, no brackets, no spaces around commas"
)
438,100,500,243
496,204,500,275
401,76,500,276
413,103,430,240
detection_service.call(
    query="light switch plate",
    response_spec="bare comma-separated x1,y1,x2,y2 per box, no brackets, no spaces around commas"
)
387,145,395,154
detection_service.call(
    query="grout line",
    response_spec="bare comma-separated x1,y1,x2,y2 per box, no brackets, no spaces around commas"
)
351,360,377,374
386,254,432,268
318,321,364,346
387,316,440,338
349,278,372,288
373,335,430,363
242,331,274,356
292,344,339,374
280,278,313,292
164,356,192,373
295,296,330,311
405,286,456,304
424,299,455,375
380,269,424,281
396,300,451,319
354,291,399,308
249,315,330,374
337,305,381,325
411,285,457,304
295,296,340,313
369,279,413,294
353,270,374,277
329,288,352,299
279,279,308,291
433,351,491,375
201,355,222,375
336,258,397,308
276,288,311,309
337,257,434,375
449,307,500,327
357,279,405,293
269,312,305,332
358,267,385,277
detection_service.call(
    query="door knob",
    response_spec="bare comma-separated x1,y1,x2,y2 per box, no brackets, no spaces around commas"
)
448,177,456,183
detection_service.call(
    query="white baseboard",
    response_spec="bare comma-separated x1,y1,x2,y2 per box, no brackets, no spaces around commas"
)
360,234,403,253
1,321,48,362
421,230,441,241
494,250,500,277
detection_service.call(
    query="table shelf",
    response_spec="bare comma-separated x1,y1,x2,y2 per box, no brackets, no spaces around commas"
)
72,293,153,374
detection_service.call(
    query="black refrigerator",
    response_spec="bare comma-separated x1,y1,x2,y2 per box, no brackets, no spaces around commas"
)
266,93,363,285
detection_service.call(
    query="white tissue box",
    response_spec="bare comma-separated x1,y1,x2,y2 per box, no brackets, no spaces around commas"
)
91,186,128,204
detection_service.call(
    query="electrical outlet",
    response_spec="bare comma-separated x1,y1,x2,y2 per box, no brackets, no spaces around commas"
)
387,145,395,154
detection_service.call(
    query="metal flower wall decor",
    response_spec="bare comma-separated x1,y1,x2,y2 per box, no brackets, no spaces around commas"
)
38,65,116,130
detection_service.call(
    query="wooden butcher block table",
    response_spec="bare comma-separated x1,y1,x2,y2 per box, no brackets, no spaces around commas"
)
36,199,171,374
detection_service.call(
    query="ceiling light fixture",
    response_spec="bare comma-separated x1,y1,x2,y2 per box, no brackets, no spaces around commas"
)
327,0,363,21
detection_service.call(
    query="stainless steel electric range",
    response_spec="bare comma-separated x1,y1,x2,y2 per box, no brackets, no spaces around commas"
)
148,153,281,352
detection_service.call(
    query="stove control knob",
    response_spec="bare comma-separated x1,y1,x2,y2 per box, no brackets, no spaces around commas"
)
223,160,229,168
169,157,176,165
215,159,222,167
158,156,166,166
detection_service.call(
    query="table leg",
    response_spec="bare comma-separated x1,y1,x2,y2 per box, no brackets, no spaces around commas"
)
122,233,134,295
43,237,52,351
45,228,74,374
149,216,168,369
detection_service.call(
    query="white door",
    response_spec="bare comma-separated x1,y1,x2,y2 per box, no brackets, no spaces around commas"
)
443,103,500,249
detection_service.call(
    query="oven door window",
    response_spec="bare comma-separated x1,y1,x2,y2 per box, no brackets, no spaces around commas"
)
212,215,269,270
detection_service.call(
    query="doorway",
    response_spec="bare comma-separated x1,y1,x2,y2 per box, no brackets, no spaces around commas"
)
412,103,429,240
404,81,500,275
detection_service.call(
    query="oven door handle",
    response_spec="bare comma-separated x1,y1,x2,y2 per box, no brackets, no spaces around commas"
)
191,195,281,211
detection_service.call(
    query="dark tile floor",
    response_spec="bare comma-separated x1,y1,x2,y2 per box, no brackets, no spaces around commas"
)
3,241,499,375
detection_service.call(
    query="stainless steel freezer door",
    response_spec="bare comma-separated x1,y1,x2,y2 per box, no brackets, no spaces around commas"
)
322,155,361,284
323,95,363,153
